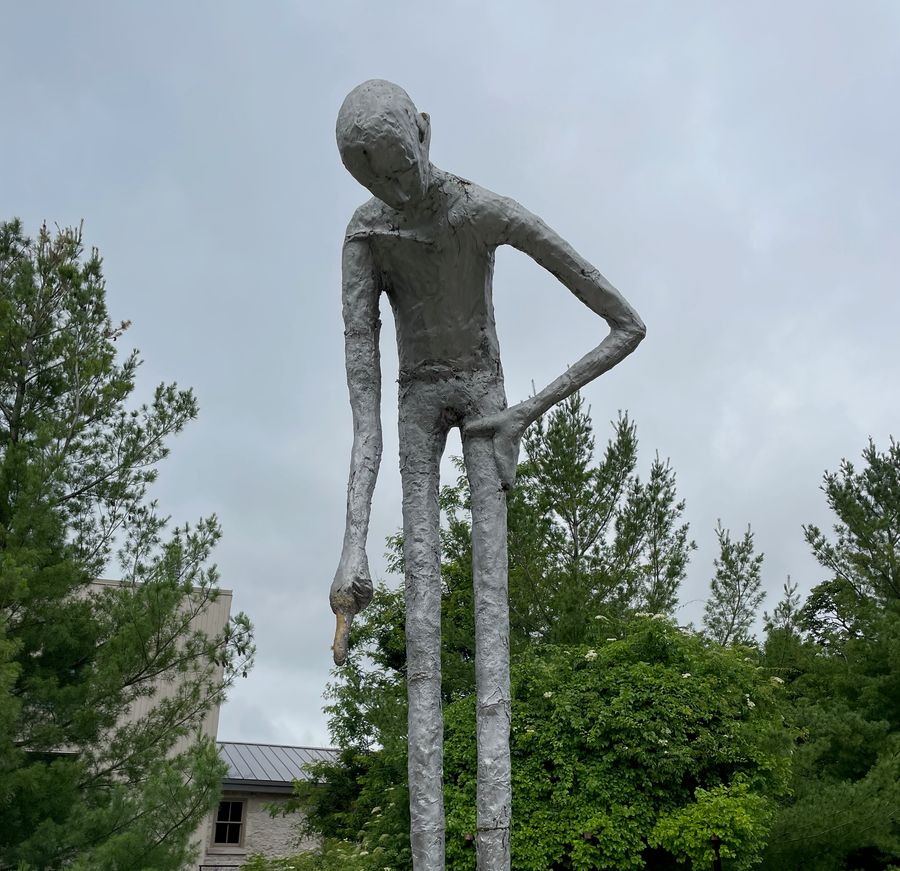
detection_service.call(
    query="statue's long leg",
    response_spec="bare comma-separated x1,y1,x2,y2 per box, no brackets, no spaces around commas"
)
400,398,448,870
463,434,511,871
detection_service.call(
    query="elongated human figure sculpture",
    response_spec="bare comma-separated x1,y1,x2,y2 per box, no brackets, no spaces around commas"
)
330,80,646,871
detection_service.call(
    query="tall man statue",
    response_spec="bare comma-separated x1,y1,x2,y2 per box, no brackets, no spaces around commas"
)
330,80,646,871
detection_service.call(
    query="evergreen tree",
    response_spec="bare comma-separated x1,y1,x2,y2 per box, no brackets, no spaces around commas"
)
764,577,801,636
761,577,804,677
703,522,765,646
0,220,253,870
801,437,900,646
609,449,694,618
499,394,694,645
763,439,900,870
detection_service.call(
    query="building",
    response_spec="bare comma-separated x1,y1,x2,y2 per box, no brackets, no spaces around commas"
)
89,578,232,753
196,741,339,870
89,582,337,869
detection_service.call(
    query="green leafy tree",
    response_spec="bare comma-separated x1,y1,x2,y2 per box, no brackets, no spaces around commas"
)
763,438,900,870
442,617,790,870
703,522,765,646
801,438,900,646
457,395,694,648
0,220,253,871
303,584,413,869
288,619,790,871
761,578,803,678
279,404,756,870
764,577,801,636
241,839,363,871
762,615,900,870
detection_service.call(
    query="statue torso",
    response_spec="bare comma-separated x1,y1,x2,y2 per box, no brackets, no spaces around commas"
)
348,171,503,379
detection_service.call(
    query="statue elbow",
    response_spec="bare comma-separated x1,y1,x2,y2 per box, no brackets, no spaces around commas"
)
631,316,647,342
618,315,646,349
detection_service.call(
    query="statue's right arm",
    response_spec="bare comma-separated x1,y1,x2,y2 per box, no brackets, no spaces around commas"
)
330,235,382,664
341,236,382,559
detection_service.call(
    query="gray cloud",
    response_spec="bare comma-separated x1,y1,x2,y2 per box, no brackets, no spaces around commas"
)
3,1,898,745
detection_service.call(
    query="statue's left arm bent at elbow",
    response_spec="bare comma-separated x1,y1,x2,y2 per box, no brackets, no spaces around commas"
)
466,195,647,489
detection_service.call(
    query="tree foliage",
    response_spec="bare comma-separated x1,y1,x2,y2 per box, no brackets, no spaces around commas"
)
762,607,900,870
762,438,900,870
271,401,900,870
442,619,790,870
703,522,765,646
454,395,695,650
271,401,793,871
280,616,790,871
0,220,253,870
801,438,900,646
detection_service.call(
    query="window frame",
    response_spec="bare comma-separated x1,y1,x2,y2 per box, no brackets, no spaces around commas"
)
210,797,246,849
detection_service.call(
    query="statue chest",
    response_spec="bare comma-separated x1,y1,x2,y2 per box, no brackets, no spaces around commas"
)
370,226,491,308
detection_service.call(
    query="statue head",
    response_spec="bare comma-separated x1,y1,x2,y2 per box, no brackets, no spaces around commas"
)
336,80,432,210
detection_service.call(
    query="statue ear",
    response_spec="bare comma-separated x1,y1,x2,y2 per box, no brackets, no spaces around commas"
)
417,111,431,147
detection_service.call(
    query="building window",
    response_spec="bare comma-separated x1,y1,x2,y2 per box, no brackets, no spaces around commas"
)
213,800,244,845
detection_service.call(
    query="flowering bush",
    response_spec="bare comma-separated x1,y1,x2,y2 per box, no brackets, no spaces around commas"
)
442,617,791,870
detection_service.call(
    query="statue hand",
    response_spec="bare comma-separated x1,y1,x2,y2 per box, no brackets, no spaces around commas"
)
329,547,373,666
465,403,530,491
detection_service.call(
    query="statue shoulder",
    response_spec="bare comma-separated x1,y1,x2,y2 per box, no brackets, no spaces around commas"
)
442,174,525,240
345,198,392,241
442,172,500,212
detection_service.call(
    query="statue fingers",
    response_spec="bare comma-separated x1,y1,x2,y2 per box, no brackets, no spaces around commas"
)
332,610,354,666
493,431,522,491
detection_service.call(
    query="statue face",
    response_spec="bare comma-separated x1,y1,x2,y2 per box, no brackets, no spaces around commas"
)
337,80,431,211
340,123,430,211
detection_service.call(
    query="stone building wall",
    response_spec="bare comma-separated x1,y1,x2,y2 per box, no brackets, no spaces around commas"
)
195,792,318,869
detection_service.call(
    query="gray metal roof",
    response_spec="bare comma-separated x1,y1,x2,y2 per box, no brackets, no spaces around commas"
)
217,741,339,788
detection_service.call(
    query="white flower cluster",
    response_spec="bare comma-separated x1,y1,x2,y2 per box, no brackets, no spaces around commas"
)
745,693,756,709
584,649,598,661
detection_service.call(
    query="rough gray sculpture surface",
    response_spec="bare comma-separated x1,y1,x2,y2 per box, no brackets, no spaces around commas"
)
330,80,646,871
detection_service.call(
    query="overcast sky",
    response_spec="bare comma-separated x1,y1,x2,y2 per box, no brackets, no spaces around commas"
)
3,2,898,748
